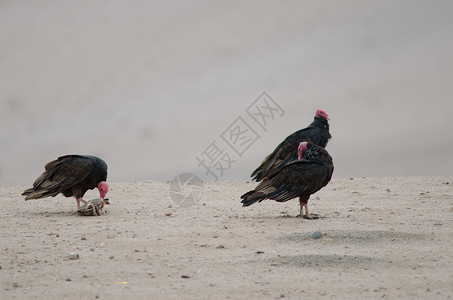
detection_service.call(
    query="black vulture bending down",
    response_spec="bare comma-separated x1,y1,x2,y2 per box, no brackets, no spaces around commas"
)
22,155,109,212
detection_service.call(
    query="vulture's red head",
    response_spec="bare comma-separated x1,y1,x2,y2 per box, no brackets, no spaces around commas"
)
98,181,109,199
298,142,309,160
315,108,329,120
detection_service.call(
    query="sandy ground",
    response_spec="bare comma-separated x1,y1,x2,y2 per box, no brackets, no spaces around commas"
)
1,176,453,299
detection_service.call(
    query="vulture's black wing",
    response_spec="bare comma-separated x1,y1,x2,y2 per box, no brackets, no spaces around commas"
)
242,145,333,206
251,117,331,181
22,155,100,200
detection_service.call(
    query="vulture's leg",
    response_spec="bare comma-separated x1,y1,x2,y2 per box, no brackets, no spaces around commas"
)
297,197,321,219
297,198,306,218
76,198,88,211
303,203,321,219
298,199,305,217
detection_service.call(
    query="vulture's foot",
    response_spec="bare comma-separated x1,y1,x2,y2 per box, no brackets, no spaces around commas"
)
303,213,323,220
77,198,104,216
76,198,88,211
298,202,323,219
295,213,321,219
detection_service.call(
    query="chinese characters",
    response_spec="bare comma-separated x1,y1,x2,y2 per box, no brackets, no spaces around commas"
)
196,92,284,182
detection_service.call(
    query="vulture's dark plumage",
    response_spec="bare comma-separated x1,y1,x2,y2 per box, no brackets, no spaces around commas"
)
242,142,333,219
22,155,109,211
251,109,331,182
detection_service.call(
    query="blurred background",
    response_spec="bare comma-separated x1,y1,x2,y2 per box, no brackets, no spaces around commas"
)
1,0,452,184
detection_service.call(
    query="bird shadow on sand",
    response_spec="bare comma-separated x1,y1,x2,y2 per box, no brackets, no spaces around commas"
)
27,210,83,217
279,230,428,244
268,254,392,269
249,213,327,220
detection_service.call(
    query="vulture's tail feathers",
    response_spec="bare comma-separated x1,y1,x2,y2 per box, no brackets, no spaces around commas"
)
241,190,267,207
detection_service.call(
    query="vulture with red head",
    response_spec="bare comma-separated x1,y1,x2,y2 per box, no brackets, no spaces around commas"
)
242,142,333,219
22,155,109,212
251,108,331,182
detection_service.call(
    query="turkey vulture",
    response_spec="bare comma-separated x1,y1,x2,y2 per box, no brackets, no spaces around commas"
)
251,108,331,182
241,142,333,219
22,155,109,211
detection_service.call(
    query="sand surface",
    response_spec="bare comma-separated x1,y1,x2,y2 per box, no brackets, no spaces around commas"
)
1,176,453,299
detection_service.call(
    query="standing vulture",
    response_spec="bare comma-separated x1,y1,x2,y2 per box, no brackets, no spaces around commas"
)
22,155,109,211
241,142,333,219
251,108,331,182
